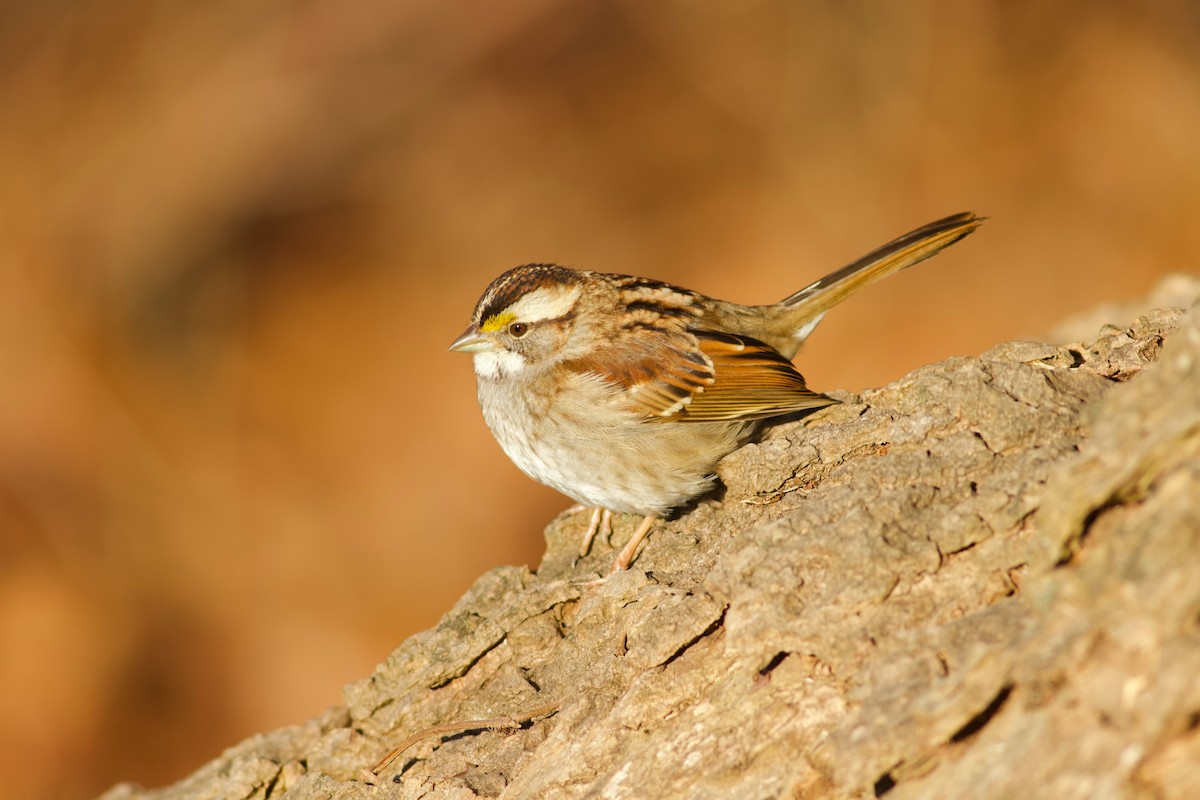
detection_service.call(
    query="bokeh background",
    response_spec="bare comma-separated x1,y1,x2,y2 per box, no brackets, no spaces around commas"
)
2,1,1198,797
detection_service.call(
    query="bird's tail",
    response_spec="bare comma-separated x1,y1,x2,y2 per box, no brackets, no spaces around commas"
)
776,212,984,351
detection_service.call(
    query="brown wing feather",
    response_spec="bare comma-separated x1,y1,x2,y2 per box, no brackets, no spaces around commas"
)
561,327,717,418
565,327,833,422
671,331,834,421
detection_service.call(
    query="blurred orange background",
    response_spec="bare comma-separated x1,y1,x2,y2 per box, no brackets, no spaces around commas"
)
1,2,1197,797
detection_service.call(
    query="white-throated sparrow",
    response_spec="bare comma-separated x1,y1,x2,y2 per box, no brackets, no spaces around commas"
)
451,213,982,571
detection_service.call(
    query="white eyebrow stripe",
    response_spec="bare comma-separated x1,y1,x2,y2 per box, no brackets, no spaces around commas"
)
507,285,582,322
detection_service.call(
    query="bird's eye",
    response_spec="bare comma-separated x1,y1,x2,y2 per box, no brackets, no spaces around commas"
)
508,321,529,338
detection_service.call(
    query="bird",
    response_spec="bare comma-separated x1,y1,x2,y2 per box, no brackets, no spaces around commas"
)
450,212,983,572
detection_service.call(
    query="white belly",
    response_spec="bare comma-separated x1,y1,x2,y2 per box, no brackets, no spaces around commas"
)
476,372,749,516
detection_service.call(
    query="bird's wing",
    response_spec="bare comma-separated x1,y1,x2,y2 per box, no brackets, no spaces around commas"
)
564,327,833,422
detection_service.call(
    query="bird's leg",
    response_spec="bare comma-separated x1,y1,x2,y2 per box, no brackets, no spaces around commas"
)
611,514,657,572
576,507,613,557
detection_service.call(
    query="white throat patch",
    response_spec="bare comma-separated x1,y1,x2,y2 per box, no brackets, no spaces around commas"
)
474,348,527,378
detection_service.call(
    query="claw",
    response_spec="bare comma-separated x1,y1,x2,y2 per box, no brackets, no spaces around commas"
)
610,514,657,572
577,507,613,557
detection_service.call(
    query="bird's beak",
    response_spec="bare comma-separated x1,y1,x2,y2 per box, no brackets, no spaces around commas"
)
448,325,492,353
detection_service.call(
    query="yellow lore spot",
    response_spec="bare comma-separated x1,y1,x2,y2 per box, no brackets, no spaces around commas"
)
480,311,516,333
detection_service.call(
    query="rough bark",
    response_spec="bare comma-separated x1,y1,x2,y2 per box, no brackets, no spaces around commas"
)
102,275,1200,800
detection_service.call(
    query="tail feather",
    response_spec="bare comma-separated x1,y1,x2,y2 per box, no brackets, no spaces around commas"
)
781,212,983,337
